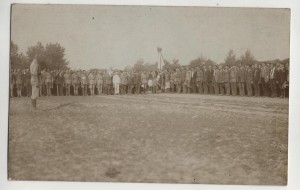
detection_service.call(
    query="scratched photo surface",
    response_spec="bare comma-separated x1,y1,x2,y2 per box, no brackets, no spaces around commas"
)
8,4,289,185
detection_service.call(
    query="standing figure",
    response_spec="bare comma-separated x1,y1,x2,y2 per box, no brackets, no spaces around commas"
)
269,64,279,97
180,68,186,93
15,69,23,97
196,67,204,94
224,66,231,96
56,70,64,96
113,71,121,95
159,71,165,93
10,69,16,98
170,70,175,93
24,69,31,97
253,64,261,97
260,63,270,97
184,67,192,93
230,66,238,96
88,71,96,95
127,72,134,94
40,70,46,96
120,71,128,95
64,70,71,96
148,75,153,93
72,70,80,96
203,66,209,94
213,66,220,95
95,71,104,95
44,69,52,96
104,71,112,95
238,65,246,96
81,71,88,96
133,71,141,94
208,66,214,94
164,70,171,93
245,65,253,97
141,71,148,94
152,73,157,94
218,66,225,95
30,57,41,109
191,67,197,93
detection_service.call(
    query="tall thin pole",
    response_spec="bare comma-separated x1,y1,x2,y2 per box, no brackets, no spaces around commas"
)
158,51,161,70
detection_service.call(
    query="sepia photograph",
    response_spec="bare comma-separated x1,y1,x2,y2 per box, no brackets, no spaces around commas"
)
8,4,290,185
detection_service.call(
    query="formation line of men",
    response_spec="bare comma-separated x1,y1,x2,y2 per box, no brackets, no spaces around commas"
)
10,59,289,109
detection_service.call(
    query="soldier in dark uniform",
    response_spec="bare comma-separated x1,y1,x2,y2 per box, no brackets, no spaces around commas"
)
164,70,171,93
15,69,24,97
218,66,225,95
238,65,246,96
103,71,112,95
127,71,134,94
24,69,31,97
245,65,253,97
191,67,197,93
203,66,209,94
253,64,261,97
170,70,175,93
230,66,238,96
180,67,186,93
224,65,231,95
208,66,214,94
56,70,64,96
10,69,16,98
195,67,203,94
260,63,270,97
269,63,279,97
133,71,141,94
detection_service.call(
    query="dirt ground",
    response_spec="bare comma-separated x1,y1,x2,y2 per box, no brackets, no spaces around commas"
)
8,94,288,185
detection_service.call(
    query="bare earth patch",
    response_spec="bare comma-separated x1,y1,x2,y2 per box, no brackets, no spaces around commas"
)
8,94,288,185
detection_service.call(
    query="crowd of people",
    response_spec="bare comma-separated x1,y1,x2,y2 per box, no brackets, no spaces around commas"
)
10,62,289,98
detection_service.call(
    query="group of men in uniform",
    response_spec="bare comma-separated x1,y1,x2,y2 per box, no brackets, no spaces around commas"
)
10,58,289,109
161,63,289,98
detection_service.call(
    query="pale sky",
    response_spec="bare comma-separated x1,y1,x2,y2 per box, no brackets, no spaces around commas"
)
11,4,290,69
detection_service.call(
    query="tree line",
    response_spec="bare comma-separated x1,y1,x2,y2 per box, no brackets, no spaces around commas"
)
10,41,69,70
129,49,289,72
10,41,289,71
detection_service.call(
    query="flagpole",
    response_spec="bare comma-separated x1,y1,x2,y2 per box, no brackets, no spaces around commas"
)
158,51,160,70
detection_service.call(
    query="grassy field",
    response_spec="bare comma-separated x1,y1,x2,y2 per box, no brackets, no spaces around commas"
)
8,94,288,185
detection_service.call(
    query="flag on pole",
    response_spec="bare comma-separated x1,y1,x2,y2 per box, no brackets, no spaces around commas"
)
157,47,165,70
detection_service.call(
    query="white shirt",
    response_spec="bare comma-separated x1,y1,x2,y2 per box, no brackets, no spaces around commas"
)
113,74,121,84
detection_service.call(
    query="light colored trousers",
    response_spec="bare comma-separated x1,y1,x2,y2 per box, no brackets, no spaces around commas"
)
114,83,120,94
31,85,39,99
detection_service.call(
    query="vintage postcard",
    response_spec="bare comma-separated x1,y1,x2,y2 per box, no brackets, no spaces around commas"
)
8,4,290,185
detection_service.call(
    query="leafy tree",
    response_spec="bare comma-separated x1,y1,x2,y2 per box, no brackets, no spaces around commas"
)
10,41,29,69
225,49,236,66
189,56,206,68
44,43,69,70
189,56,216,68
26,42,45,66
204,59,217,67
163,58,181,71
26,42,69,70
132,59,158,72
10,41,19,68
132,59,145,71
240,49,256,65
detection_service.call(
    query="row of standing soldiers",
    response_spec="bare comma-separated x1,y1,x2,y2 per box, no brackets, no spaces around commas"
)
10,62,289,98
